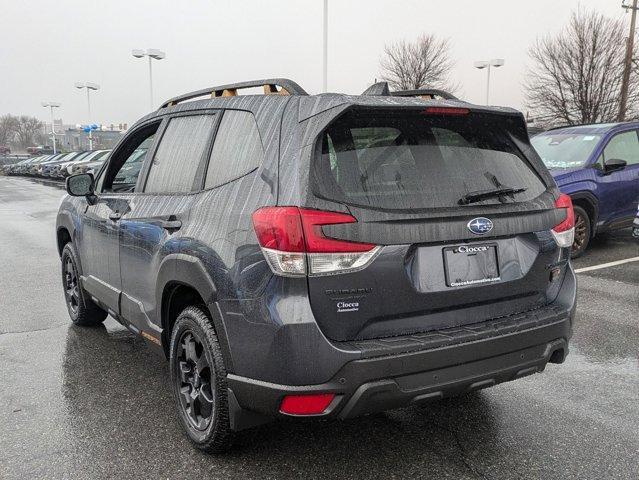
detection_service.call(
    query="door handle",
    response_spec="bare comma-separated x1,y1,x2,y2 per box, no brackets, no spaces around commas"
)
159,218,182,231
109,212,122,221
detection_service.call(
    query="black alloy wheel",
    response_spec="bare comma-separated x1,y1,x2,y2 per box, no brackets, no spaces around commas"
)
170,306,232,452
60,243,107,326
176,330,215,431
570,206,591,259
63,255,80,316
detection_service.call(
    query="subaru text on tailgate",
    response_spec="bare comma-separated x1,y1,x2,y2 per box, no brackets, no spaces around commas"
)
56,79,576,452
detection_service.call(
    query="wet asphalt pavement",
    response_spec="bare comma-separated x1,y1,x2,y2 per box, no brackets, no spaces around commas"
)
1,176,638,480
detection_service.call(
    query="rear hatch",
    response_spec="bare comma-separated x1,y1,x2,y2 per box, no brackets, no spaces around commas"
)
305,107,566,341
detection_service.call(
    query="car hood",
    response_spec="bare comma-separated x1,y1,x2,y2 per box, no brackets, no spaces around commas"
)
549,167,584,185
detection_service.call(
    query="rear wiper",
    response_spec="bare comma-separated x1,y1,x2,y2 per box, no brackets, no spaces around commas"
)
458,187,527,205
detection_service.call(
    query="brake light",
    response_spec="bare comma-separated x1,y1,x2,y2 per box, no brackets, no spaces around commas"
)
279,393,336,415
551,194,575,248
252,207,381,276
422,107,470,116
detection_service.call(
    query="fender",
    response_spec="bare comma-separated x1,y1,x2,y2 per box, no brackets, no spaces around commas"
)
56,203,88,275
568,190,600,236
156,253,234,371
56,209,75,255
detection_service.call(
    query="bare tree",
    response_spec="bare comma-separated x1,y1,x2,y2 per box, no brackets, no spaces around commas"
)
0,114,19,146
525,9,638,126
380,34,456,92
13,116,43,148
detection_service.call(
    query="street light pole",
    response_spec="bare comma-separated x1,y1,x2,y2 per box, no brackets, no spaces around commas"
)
41,102,61,154
473,59,505,104
75,82,100,149
148,56,154,109
323,0,328,92
132,49,166,110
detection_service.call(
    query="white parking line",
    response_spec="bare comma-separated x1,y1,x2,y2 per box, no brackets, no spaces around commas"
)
575,256,639,274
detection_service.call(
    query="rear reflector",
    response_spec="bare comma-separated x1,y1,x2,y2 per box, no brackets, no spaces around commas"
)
422,107,470,116
252,207,380,276
552,194,575,248
279,393,335,416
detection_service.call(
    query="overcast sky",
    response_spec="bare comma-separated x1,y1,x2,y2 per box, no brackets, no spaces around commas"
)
0,0,626,126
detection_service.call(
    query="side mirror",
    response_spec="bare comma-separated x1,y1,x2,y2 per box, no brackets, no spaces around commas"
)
66,173,95,197
604,158,627,173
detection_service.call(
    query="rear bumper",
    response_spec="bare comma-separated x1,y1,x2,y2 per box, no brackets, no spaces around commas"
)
227,301,574,430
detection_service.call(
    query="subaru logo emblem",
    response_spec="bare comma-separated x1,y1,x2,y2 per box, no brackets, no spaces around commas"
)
467,217,493,235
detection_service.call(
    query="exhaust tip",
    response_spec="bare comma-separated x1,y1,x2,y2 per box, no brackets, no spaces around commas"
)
549,347,567,364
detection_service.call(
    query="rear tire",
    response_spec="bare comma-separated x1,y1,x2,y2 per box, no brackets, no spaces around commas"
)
570,206,591,259
169,305,233,453
61,243,107,326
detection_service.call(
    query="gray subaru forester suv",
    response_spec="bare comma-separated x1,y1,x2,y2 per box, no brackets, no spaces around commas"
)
56,79,576,452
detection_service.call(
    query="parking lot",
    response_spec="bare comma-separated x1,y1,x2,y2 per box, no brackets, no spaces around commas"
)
0,175,637,479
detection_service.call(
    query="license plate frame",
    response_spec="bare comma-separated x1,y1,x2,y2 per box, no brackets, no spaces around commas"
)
443,243,500,287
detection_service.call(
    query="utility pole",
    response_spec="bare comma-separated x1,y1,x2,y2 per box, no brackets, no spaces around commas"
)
619,0,638,122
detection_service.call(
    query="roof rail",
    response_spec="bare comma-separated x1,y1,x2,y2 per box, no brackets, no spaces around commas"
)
160,78,308,108
391,89,458,100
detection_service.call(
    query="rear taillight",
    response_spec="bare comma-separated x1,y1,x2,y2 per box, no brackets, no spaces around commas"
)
279,393,336,416
252,207,381,276
552,194,575,248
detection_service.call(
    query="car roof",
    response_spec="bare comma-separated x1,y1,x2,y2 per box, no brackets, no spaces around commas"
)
136,78,522,127
540,121,639,135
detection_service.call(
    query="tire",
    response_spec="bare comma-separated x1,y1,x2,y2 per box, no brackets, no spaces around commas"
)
61,243,108,326
570,205,591,259
169,305,232,453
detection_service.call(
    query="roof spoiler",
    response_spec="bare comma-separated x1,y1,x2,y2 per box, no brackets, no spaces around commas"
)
361,82,457,100
392,88,457,100
160,78,308,108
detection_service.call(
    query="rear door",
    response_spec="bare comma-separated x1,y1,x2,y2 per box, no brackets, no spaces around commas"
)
118,112,219,334
306,108,564,341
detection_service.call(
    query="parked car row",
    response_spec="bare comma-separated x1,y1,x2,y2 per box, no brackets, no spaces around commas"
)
2,149,111,179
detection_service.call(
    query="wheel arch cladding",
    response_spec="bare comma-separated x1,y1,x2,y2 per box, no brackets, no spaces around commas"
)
57,227,72,256
570,191,598,236
157,254,234,371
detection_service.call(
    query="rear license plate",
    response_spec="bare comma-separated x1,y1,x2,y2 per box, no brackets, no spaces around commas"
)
443,244,500,287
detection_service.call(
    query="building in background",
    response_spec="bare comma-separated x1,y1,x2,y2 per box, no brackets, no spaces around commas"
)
40,121,128,151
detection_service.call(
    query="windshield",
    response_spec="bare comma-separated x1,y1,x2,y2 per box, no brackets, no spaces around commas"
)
314,110,546,210
531,133,601,169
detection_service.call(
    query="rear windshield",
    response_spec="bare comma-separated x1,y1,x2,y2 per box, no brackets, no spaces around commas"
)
313,110,547,210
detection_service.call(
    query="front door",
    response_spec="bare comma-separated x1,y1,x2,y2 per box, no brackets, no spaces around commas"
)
597,129,639,225
79,121,162,315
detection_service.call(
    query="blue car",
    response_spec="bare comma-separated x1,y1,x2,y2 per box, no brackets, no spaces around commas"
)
532,122,639,257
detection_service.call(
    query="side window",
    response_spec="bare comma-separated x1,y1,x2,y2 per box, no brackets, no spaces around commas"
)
204,110,264,189
144,115,217,193
102,122,160,193
602,131,639,166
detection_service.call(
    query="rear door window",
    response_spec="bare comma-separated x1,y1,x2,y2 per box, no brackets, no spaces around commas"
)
144,115,217,193
314,110,546,210
204,110,264,189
